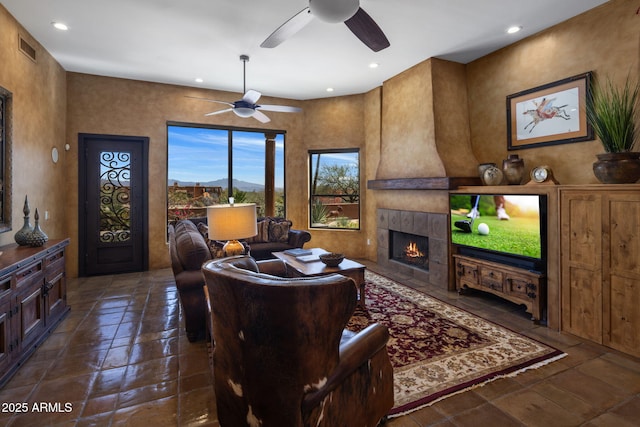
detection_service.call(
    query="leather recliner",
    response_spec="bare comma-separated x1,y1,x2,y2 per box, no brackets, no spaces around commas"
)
202,255,394,427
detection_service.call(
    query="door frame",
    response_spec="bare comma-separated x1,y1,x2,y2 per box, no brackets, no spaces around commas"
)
78,133,149,276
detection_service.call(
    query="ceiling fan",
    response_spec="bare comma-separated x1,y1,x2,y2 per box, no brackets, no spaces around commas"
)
261,0,390,52
187,55,301,123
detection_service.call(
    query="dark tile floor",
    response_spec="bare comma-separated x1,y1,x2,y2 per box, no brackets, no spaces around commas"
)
0,262,638,426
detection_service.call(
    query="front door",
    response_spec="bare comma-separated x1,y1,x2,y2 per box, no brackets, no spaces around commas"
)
78,133,149,276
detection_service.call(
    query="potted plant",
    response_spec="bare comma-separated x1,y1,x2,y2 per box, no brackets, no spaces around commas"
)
586,74,640,183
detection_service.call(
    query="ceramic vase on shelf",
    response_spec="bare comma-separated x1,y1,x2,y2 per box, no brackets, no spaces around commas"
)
482,165,504,186
25,208,48,247
477,163,496,185
14,195,33,246
592,152,640,184
502,154,525,185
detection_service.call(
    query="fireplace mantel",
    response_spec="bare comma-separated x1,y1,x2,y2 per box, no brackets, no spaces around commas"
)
367,177,481,190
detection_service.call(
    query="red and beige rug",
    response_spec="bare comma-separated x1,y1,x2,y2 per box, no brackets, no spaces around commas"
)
347,271,566,417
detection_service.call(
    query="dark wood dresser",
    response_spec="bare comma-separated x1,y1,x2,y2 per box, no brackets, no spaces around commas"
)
0,238,70,387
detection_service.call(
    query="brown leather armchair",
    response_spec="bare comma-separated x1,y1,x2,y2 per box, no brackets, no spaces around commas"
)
202,256,394,427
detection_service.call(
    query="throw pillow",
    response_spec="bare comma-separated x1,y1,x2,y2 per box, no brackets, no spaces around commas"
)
268,220,290,243
247,219,270,243
196,222,209,240
195,222,228,258
207,240,226,259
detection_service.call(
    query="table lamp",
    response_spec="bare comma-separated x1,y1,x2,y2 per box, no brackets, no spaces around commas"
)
207,202,257,256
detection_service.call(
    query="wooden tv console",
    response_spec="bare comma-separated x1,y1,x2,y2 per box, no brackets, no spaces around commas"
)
453,254,545,322
0,238,70,387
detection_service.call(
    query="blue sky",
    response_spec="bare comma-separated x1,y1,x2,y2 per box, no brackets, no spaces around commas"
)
168,126,285,187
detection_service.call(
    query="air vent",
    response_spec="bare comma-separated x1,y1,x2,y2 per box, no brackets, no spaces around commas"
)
18,35,36,62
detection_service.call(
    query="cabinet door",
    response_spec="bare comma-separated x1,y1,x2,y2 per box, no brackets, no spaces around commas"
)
0,297,12,374
560,191,603,342
44,270,67,324
18,282,45,351
603,194,640,357
480,268,503,292
454,257,478,288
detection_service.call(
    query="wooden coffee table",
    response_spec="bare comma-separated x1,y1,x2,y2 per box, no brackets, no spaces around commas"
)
273,248,367,308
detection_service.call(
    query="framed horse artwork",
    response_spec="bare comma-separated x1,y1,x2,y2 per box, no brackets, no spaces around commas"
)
507,72,593,150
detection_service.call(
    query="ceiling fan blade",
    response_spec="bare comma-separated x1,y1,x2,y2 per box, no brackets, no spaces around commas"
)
204,108,234,117
258,104,302,113
185,96,234,107
344,8,390,52
252,110,271,123
242,89,262,104
260,7,314,48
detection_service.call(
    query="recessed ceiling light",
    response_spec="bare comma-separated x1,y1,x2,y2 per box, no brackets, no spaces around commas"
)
195,78,204,83
369,62,379,69
52,22,68,31
326,87,334,92
507,26,522,34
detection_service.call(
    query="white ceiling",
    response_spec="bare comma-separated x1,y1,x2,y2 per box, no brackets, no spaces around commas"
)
2,0,608,100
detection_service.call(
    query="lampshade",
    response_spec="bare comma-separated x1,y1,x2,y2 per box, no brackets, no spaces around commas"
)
207,203,257,241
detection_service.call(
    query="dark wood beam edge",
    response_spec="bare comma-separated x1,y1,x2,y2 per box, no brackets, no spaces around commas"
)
367,177,482,190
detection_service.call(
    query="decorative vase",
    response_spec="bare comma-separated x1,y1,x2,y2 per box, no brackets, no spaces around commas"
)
14,195,33,246
502,154,525,185
482,165,504,186
477,163,496,185
25,208,48,247
592,152,640,184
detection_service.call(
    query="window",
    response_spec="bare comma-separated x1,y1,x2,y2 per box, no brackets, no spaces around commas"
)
309,149,360,229
167,123,285,221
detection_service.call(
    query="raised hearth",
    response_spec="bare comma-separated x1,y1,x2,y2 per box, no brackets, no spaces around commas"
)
376,209,448,287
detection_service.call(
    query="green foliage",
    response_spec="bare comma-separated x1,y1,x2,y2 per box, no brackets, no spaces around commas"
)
316,164,359,203
587,75,639,153
168,190,190,206
227,189,247,203
311,199,328,224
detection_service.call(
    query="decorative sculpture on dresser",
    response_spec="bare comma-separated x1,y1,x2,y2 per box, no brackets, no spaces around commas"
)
26,208,48,247
14,195,33,246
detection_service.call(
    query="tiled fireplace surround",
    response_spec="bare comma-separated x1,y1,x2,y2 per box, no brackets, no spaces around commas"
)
376,208,449,288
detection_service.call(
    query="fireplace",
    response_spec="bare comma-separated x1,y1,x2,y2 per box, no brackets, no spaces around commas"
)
376,209,449,288
390,230,428,270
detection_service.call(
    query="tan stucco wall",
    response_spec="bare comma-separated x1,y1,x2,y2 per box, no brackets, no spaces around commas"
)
295,94,369,255
466,0,639,185
0,7,68,249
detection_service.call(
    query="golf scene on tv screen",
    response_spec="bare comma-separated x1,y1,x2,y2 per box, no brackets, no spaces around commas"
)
450,194,544,260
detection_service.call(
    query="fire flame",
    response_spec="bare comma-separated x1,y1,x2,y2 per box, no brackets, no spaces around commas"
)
404,241,425,258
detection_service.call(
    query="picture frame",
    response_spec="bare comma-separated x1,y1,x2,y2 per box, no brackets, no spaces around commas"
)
507,72,593,150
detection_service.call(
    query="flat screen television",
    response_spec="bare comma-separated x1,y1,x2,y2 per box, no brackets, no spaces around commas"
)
450,193,547,272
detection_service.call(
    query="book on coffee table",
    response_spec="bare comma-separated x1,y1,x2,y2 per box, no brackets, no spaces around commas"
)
283,248,312,256
295,254,323,263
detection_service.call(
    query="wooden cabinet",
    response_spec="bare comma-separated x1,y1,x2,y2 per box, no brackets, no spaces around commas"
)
561,187,640,357
454,254,545,322
0,239,70,386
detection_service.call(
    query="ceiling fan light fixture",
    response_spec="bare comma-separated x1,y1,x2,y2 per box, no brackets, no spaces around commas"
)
309,0,359,23
233,107,255,118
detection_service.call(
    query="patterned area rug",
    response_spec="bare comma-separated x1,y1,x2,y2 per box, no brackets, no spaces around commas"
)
347,271,566,417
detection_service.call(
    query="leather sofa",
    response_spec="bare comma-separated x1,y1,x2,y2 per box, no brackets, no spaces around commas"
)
202,255,395,427
168,220,211,342
168,218,311,342
185,216,311,261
